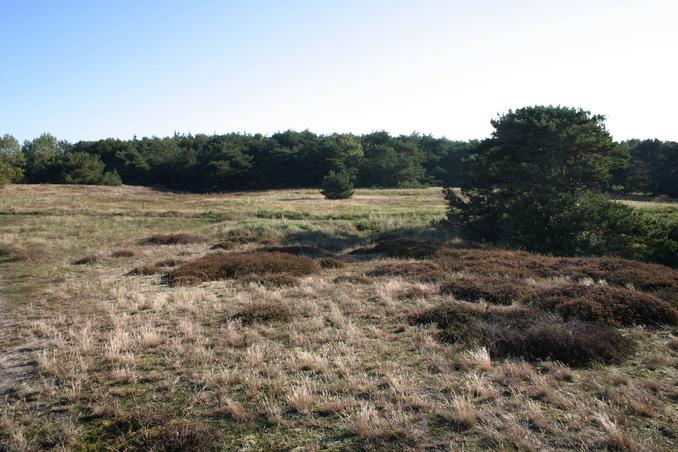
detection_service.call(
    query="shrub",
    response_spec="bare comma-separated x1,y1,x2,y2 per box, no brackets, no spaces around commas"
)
111,250,135,258
231,301,294,324
321,170,354,200
72,255,98,265
528,284,678,327
210,240,237,250
434,247,678,291
165,251,320,286
440,276,535,305
138,233,205,246
367,262,446,282
411,302,633,366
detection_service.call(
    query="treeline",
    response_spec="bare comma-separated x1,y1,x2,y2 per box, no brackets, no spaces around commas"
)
0,130,676,195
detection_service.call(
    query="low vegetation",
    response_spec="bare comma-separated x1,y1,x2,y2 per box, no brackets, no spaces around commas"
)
0,185,676,450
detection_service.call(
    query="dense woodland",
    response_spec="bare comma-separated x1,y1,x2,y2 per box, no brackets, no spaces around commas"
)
1,130,676,196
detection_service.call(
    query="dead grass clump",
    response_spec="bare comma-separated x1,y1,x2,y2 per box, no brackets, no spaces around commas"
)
72,255,99,265
367,262,446,282
333,275,371,284
319,257,345,268
210,240,237,250
528,284,678,327
258,244,335,258
138,233,205,246
239,273,300,287
437,395,477,430
412,303,633,366
440,276,535,305
231,301,294,325
126,265,167,276
110,250,135,258
150,419,220,451
165,251,320,286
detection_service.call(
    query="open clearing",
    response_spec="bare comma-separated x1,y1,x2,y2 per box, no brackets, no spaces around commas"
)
0,185,677,450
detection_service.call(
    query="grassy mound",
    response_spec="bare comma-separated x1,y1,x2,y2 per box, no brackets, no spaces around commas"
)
165,251,320,286
435,247,678,291
367,262,446,282
154,258,182,267
412,303,633,366
231,301,294,324
440,276,535,305
528,284,678,327
138,233,205,246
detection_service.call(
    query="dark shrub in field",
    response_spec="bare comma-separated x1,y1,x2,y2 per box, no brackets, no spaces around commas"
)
138,233,205,246
72,255,98,265
435,247,678,291
232,301,294,324
259,244,335,258
165,251,320,286
155,258,182,267
528,284,678,327
110,249,135,258
127,265,167,276
440,276,535,305
412,303,632,366
367,262,446,282
351,238,440,259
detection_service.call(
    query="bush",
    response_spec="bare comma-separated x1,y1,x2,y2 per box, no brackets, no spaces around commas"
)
154,258,182,267
72,255,98,265
351,238,440,259
434,247,678,291
231,301,294,324
138,233,205,246
321,170,354,199
528,284,678,327
411,302,633,366
111,249,135,258
440,276,535,305
165,251,320,286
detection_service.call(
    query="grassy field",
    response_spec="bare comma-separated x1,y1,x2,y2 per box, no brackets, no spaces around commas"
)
0,185,677,451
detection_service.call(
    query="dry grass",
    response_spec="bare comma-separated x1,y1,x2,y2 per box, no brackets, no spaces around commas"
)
0,185,676,451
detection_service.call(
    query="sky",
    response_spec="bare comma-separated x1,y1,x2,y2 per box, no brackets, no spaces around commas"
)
1,0,677,142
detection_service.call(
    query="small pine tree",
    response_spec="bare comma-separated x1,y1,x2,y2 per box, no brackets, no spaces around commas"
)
321,170,354,199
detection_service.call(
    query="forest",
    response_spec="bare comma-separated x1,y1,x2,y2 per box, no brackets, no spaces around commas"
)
1,129,677,196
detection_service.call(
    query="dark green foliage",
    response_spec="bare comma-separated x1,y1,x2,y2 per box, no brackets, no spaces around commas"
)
613,139,678,196
412,303,633,366
444,106,677,267
321,170,354,199
0,134,25,183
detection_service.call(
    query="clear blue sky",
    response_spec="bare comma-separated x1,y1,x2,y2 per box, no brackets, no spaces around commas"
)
1,0,676,142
